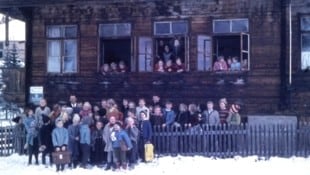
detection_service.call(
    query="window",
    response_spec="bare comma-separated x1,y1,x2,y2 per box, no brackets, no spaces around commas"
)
154,21,188,35
197,35,212,71
138,37,153,72
99,23,132,72
46,25,78,73
213,19,249,33
301,16,310,70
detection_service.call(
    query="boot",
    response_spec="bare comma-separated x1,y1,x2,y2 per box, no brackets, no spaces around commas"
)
104,163,111,170
122,163,127,170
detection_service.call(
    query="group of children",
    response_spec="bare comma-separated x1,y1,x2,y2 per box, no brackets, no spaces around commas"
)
12,95,242,172
154,57,186,73
213,56,248,71
100,61,127,75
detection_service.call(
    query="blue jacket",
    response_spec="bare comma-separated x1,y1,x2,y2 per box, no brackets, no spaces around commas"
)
24,116,39,145
164,109,176,126
140,120,153,142
111,130,132,150
79,124,91,145
52,127,69,147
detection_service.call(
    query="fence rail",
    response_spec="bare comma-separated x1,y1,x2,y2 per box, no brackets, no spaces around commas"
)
153,123,310,158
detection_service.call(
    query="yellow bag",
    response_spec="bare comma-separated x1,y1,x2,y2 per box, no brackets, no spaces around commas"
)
144,143,154,162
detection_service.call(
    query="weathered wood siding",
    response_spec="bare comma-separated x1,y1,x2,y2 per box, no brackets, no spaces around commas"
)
25,0,294,115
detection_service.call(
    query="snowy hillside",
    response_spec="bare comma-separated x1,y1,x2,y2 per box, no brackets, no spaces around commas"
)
0,154,310,175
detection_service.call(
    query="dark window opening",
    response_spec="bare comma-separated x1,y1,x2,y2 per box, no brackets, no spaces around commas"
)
100,39,131,73
154,37,187,73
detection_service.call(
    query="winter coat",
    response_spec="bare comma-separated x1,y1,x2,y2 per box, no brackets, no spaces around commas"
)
163,109,176,126
111,129,133,150
68,124,80,159
150,114,165,127
40,123,53,153
91,128,103,147
79,124,91,145
103,123,114,152
24,116,40,146
139,120,153,143
219,109,229,125
52,127,69,147
34,106,51,128
203,110,220,125
13,123,26,155
226,112,241,125
126,126,139,144
176,111,190,127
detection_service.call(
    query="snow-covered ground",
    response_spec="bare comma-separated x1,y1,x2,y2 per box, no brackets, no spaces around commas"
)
0,154,310,175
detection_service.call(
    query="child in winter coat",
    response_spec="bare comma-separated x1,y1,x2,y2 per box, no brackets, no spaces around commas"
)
12,116,26,155
125,117,139,169
91,121,106,167
68,114,80,169
111,121,132,170
52,118,69,172
139,111,153,162
103,116,116,170
162,101,176,127
39,114,53,166
79,116,91,169
24,109,40,165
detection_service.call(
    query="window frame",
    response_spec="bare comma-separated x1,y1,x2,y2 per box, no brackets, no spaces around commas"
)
213,18,249,34
300,16,310,71
46,25,79,74
154,20,189,36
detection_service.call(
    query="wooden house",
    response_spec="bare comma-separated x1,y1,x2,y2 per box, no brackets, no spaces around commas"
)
0,0,309,117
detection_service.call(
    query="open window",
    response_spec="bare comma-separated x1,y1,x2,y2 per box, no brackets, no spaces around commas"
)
138,37,153,72
152,20,189,73
99,23,132,72
241,33,250,71
197,35,212,71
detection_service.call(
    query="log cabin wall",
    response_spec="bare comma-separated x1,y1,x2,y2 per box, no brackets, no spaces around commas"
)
26,0,287,115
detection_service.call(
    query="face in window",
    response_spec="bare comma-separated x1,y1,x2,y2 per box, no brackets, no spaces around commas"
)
110,62,118,72
176,58,182,65
166,60,172,67
101,64,110,73
164,45,170,52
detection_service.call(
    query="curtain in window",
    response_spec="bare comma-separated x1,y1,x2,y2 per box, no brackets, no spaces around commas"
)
47,40,61,73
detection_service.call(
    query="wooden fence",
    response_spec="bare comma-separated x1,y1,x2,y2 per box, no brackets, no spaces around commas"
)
0,125,14,156
153,123,310,158
1,123,310,158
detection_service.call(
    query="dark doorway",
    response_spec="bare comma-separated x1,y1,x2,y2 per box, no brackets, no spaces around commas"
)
213,35,240,61
100,39,131,70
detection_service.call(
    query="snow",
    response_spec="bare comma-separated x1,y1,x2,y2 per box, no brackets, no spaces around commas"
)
0,154,310,175
0,14,25,41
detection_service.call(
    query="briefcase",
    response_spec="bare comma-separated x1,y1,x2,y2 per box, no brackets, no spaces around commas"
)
52,151,71,164
144,143,154,162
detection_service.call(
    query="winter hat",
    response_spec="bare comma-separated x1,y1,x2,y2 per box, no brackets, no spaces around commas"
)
42,114,50,124
12,116,22,123
231,104,241,113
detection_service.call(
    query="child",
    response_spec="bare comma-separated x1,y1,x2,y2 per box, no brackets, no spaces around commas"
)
136,98,150,121
175,103,190,129
111,121,132,170
218,98,229,125
68,114,80,169
40,114,53,166
213,56,228,71
203,101,220,126
230,57,241,71
138,111,152,162
119,61,127,73
103,116,116,170
110,62,119,73
12,116,26,155
52,118,69,172
91,121,106,167
150,105,165,127
165,59,174,72
24,108,39,165
155,60,165,73
79,116,92,169
100,63,110,75
174,57,185,73
162,101,176,127
226,103,241,125
125,117,139,169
